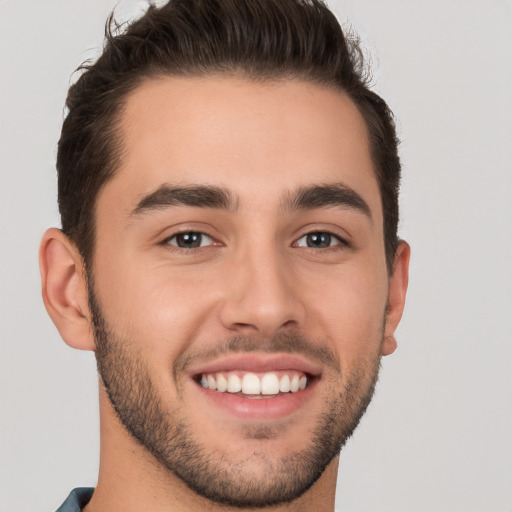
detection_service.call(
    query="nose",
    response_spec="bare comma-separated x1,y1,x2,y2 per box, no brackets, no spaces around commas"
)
218,246,304,338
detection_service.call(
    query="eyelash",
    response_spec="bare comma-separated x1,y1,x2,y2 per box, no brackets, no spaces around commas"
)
162,231,216,250
294,230,348,250
161,230,349,252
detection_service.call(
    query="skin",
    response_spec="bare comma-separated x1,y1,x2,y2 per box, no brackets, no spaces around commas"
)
40,76,409,512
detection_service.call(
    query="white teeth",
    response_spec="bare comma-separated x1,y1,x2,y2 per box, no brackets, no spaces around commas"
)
200,371,309,395
279,374,291,393
290,374,300,393
216,373,228,392
242,373,261,394
207,375,217,390
261,373,280,395
227,373,242,393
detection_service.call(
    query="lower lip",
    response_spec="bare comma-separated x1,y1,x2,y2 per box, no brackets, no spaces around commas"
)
193,380,317,420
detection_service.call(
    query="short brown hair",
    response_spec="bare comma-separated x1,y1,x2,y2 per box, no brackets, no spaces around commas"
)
57,0,401,272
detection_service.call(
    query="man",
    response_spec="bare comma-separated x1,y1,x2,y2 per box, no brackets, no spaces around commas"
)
39,0,409,510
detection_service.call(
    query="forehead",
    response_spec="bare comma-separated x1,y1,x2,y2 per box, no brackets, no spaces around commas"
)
101,75,381,218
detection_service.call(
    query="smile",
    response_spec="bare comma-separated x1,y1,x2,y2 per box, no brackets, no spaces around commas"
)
188,353,321,418
199,371,309,397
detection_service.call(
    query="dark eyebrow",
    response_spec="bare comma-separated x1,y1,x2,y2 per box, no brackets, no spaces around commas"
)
131,184,238,216
282,183,372,220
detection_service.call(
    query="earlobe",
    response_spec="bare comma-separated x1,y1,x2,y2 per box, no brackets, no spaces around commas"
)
382,240,410,356
39,228,95,351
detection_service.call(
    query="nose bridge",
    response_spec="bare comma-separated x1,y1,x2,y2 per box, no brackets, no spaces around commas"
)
219,237,302,337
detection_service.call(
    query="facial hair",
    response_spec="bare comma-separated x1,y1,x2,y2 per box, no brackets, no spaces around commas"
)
89,283,383,508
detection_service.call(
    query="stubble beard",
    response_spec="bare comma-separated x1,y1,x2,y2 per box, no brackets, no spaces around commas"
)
89,285,382,508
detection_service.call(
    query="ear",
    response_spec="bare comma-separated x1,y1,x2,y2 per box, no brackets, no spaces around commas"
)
39,228,95,351
381,240,410,356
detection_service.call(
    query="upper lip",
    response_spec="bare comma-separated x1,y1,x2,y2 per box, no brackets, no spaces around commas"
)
187,353,323,378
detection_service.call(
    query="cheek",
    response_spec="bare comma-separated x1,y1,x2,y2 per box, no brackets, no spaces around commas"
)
300,259,388,360
94,253,223,350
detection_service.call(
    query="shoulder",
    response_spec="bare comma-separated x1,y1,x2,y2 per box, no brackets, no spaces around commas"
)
55,488,94,512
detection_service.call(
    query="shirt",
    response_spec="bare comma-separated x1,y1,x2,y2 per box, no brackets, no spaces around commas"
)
55,488,94,512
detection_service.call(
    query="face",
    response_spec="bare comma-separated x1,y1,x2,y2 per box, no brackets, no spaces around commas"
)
90,76,397,507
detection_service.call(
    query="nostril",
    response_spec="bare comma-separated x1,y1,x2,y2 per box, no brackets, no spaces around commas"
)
217,275,304,338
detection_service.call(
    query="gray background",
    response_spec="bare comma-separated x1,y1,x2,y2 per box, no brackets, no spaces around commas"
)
1,0,511,510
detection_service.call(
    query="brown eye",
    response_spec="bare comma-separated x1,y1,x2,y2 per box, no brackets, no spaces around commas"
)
167,232,213,249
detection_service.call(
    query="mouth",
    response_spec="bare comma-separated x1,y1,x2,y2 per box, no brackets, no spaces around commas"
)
196,370,310,399
188,354,321,419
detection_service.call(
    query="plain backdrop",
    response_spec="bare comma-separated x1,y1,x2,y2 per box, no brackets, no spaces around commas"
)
1,1,511,511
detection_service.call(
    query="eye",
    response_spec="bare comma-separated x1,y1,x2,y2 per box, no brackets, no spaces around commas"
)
165,232,214,249
295,232,345,249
